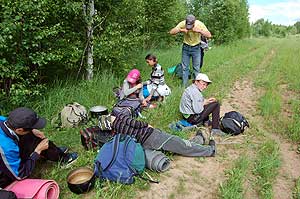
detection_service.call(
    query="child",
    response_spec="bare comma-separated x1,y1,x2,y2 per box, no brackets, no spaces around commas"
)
144,54,171,102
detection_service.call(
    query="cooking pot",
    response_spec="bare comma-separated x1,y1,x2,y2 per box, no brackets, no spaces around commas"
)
89,105,108,118
67,167,96,194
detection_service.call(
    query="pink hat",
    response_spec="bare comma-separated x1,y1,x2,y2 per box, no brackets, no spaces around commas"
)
127,69,140,84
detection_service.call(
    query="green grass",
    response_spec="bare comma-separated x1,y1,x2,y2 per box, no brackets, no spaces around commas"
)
7,37,299,198
219,156,250,199
293,178,300,199
253,140,281,199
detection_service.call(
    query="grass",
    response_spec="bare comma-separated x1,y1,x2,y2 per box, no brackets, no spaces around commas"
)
293,178,300,199
5,37,299,198
219,156,250,199
253,140,281,199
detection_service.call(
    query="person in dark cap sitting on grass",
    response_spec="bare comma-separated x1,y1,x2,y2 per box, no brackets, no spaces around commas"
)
98,114,216,158
0,107,78,188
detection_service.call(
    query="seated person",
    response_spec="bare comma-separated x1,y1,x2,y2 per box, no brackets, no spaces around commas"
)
98,114,216,157
0,107,78,188
143,54,171,102
179,73,224,135
118,69,155,110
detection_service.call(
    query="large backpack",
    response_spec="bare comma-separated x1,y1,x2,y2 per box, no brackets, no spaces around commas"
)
220,111,249,135
60,102,88,128
112,99,141,118
94,134,145,184
80,126,113,150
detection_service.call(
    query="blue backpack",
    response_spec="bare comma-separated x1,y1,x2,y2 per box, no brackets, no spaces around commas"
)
94,134,145,184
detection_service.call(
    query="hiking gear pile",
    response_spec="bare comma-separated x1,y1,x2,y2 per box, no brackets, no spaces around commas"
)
80,126,113,150
60,102,88,128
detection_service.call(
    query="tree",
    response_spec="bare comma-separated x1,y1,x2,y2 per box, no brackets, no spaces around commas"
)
294,21,300,34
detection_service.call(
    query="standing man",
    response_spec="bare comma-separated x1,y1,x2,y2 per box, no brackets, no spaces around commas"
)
180,73,224,136
170,14,211,87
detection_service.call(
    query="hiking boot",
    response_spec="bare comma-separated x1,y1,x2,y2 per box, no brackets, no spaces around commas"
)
58,146,68,154
61,152,78,168
209,139,216,157
211,128,226,137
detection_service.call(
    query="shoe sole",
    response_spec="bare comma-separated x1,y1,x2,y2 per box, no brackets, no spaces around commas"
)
60,157,78,169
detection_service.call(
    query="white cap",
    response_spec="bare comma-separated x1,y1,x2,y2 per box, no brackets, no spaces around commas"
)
195,73,212,83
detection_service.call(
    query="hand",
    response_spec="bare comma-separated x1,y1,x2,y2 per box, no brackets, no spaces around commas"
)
34,138,49,154
180,28,188,33
32,129,46,139
136,83,143,89
141,99,148,107
146,96,151,102
208,97,216,103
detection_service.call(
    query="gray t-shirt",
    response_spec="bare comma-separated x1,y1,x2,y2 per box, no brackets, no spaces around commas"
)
179,84,204,116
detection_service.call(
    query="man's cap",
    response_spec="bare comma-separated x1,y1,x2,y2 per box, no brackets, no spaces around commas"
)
8,107,46,129
98,115,112,131
185,14,196,30
195,73,212,83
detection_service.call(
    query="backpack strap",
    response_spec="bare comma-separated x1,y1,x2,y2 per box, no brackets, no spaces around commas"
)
102,134,121,171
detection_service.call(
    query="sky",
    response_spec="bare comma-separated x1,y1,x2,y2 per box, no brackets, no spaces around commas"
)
248,0,300,26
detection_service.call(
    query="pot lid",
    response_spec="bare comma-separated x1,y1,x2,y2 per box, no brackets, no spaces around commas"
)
90,105,108,112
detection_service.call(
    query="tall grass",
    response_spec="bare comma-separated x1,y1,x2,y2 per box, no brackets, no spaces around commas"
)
253,141,280,199
255,36,300,142
219,156,250,199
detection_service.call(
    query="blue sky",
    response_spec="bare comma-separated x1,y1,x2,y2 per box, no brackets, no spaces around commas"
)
248,0,300,25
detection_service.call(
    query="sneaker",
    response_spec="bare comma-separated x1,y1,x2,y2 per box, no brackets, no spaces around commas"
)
208,139,216,156
58,146,68,154
61,152,78,168
211,128,226,137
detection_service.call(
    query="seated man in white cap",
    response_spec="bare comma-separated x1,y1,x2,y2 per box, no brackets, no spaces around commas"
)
180,73,224,136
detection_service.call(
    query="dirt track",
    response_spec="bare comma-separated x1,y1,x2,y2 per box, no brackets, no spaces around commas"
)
137,49,300,199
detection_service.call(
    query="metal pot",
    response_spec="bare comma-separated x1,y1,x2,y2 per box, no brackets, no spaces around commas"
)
89,105,108,118
67,167,96,194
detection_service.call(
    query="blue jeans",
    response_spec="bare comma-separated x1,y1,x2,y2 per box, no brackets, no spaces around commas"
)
181,43,202,86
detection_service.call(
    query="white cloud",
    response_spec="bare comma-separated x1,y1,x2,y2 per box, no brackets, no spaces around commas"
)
249,0,300,25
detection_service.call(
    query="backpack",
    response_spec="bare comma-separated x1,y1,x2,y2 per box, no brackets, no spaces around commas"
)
60,102,88,128
80,126,113,150
94,134,145,184
112,99,141,118
220,111,249,135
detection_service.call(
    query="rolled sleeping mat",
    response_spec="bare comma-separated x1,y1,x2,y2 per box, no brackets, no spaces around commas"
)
5,179,59,199
144,149,170,172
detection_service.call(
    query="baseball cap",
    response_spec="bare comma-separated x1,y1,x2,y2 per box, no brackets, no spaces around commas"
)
8,107,46,129
195,73,212,83
185,14,196,30
127,69,140,84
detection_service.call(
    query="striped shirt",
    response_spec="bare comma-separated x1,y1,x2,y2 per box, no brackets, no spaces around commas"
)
112,114,154,144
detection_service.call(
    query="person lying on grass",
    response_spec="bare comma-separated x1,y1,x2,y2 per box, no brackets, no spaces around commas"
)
180,73,225,136
98,114,216,157
0,107,78,188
